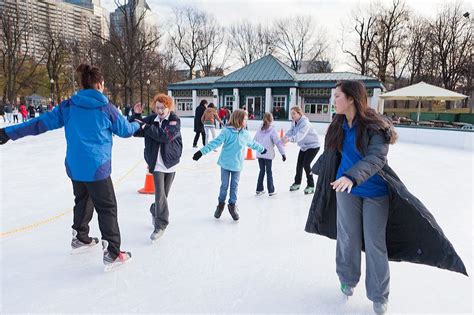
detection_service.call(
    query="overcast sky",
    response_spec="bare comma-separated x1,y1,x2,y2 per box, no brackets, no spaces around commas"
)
101,0,472,72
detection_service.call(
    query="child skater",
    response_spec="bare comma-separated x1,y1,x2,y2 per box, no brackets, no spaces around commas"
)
192,109,266,221
131,94,182,243
253,112,286,196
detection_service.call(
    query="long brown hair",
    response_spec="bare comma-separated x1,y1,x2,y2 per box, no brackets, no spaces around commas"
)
326,80,397,151
261,112,273,130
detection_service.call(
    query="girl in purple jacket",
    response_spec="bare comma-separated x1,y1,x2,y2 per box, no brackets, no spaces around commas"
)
253,113,286,196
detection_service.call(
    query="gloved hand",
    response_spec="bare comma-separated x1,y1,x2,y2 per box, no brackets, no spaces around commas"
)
0,128,10,145
282,154,286,162
193,151,203,161
261,148,267,155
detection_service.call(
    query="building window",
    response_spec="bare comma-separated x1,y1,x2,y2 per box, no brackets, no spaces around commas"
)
304,103,329,115
176,98,193,111
272,95,287,120
224,96,233,107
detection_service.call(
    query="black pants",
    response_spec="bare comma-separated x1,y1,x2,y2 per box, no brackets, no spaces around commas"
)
256,158,274,193
71,176,121,259
294,147,320,187
151,171,176,230
193,130,206,146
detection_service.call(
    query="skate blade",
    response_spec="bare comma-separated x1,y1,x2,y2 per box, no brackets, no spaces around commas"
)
104,258,132,272
70,243,99,255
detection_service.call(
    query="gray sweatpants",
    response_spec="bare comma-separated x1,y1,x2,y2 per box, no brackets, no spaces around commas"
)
152,171,175,230
336,192,390,303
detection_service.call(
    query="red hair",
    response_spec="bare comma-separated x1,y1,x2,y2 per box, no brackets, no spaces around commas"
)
153,94,174,111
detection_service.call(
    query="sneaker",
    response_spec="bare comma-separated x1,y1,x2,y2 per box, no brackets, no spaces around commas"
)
269,192,277,196
340,283,354,297
228,203,240,221
214,202,225,219
289,183,300,191
71,229,99,254
304,186,315,194
256,190,266,196
373,301,388,314
150,228,165,242
102,240,132,271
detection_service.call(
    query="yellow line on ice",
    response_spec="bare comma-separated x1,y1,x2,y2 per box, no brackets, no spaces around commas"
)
0,159,143,238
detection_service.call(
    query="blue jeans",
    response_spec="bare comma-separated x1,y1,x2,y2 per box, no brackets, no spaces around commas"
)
256,158,274,193
218,168,241,204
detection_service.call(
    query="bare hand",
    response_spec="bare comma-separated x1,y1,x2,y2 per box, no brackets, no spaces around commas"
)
330,176,353,193
281,136,289,144
133,102,143,114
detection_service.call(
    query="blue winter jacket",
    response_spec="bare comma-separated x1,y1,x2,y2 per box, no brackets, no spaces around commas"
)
200,127,265,172
5,89,140,182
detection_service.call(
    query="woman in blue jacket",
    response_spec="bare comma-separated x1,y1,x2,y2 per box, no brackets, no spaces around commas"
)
0,64,140,270
131,94,183,242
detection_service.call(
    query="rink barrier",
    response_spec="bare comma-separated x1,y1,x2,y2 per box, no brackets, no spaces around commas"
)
179,118,474,151
0,159,144,238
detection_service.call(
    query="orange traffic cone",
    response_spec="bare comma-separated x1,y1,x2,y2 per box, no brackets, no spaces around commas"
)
245,148,255,160
138,173,155,194
280,128,287,146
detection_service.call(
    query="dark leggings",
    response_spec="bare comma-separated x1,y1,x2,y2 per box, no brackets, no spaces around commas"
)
193,131,206,146
294,147,320,187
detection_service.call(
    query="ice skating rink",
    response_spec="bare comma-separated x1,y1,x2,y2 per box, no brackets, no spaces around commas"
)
0,125,472,314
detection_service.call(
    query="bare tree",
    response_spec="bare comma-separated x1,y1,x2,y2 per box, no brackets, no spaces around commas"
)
431,4,472,91
341,7,378,75
371,0,410,84
0,3,44,103
90,0,161,106
42,25,69,103
273,15,328,72
170,6,213,79
228,21,274,66
405,17,430,85
197,19,226,76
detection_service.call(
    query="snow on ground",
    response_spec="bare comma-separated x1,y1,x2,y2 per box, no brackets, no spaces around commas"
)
0,122,472,314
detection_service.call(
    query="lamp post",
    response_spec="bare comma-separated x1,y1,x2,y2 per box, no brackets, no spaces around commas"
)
146,79,151,114
50,78,55,106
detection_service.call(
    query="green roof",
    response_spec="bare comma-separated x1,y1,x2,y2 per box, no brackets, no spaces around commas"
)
216,55,296,83
168,55,382,90
296,72,378,82
171,76,221,86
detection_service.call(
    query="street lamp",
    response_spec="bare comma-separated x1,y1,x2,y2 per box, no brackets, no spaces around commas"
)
50,79,55,106
146,79,151,114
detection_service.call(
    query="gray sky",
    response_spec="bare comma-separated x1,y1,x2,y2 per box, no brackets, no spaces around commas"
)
101,0,471,72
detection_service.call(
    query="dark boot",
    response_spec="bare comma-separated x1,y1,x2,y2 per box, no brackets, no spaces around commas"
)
228,203,239,221
214,202,225,219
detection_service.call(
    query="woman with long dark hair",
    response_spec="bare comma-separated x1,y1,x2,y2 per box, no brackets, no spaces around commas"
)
305,80,467,314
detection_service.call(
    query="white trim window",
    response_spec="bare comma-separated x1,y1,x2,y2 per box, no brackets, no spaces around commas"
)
272,95,286,108
224,95,233,107
176,98,193,111
304,103,329,114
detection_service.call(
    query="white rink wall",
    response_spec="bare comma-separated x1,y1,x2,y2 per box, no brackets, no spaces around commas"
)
180,118,474,151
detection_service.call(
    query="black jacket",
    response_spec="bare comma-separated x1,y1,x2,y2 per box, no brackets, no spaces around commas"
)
306,127,467,276
132,112,183,172
194,104,206,133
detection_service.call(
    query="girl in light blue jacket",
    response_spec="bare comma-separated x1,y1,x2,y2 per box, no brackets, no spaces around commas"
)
193,109,266,221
